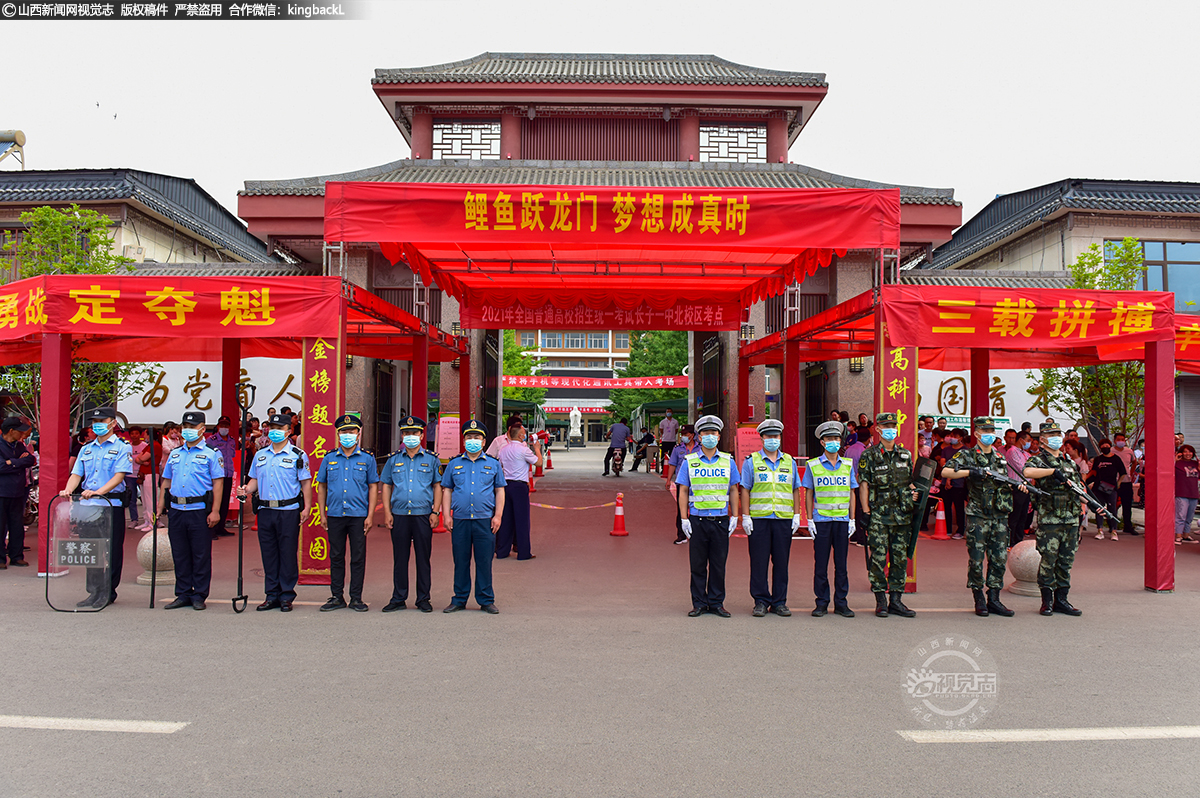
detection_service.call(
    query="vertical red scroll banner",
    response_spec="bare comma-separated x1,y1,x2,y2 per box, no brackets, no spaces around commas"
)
874,309,920,592
298,310,347,586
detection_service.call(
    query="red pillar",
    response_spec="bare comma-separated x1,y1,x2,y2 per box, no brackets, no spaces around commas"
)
500,112,521,159
458,347,472,423
738,354,750,423
1144,339,1175,592
766,115,789,163
679,114,700,162
221,338,241,424
782,340,801,456
38,333,71,575
411,110,433,160
969,348,990,424
412,335,429,421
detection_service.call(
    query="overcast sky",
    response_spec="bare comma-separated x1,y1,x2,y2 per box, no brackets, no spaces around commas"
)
4,0,1197,227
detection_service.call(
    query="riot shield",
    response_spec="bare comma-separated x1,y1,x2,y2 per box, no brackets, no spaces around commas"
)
45,495,115,613
908,456,937,558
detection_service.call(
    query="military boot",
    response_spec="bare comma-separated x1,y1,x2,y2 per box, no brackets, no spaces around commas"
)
972,589,989,617
874,592,889,617
986,588,1015,617
888,591,916,618
1053,587,1082,616
1039,587,1055,616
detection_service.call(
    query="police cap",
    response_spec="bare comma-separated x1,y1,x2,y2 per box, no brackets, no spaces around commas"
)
815,420,845,440
695,415,723,433
181,411,206,426
875,412,898,426
462,419,488,437
973,416,996,431
334,414,361,431
398,415,426,432
757,419,784,436
267,413,293,427
86,406,117,422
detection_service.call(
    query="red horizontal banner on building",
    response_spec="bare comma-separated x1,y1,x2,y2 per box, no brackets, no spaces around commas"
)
543,406,609,413
462,301,742,331
881,285,1175,349
505,375,688,389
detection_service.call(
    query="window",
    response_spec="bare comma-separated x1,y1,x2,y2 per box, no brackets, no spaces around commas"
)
699,124,767,163
564,333,586,349
541,332,561,349
614,360,629,371
432,120,501,160
613,332,630,349
1135,240,1200,312
519,331,537,348
587,332,608,349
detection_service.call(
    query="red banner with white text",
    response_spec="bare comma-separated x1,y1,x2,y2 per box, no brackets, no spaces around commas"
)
504,375,688,390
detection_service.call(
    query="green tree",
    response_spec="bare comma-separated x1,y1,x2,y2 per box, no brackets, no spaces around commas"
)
501,330,547,403
0,205,156,431
606,330,688,422
1027,237,1147,441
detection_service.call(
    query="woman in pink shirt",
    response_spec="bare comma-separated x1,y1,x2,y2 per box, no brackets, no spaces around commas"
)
494,415,542,561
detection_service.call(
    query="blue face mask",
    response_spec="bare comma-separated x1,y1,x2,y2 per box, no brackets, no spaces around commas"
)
403,435,421,450
700,434,719,450
267,429,288,444
339,433,358,448
824,440,841,453
1022,441,1031,450
464,438,483,454
180,428,201,443
91,422,110,436
880,428,898,441
979,433,997,446
1046,437,1063,450
762,437,781,452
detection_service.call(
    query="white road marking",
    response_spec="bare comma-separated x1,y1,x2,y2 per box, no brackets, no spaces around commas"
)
0,715,188,734
899,726,1200,744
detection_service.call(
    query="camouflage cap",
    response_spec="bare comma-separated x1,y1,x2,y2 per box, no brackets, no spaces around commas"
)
973,416,996,431
1039,421,1062,435
875,412,898,426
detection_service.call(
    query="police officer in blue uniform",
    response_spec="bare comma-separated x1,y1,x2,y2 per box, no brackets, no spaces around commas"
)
316,414,379,612
156,411,225,611
440,420,506,614
59,407,133,608
238,413,313,612
380,415,442,613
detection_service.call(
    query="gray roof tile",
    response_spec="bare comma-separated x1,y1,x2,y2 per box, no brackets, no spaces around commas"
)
900,270,1071,289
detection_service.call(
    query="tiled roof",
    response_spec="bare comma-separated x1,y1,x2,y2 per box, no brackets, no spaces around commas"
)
373,53,826,88
133,263,320,278
900,270,1071,289
928,179,1200,270
0,169,277,263
242,159,956,205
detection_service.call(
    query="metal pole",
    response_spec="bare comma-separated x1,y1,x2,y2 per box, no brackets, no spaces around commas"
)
148,427,159,609
232,384,255,613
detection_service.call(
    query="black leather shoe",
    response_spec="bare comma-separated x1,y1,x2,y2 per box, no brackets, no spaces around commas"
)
164,597,191,610
888,592,916,618
874,592,889,617
349,599,368,612
972,588,989,617
687,607,706,617
9,559,28,567
416,600,432,613
382,600,406,612
711,605,731,618
986,588,1015,617
1053,587,1082,616
192,599,206,611
834,605,855,618
480,603,500,614
753,602,769,617
257,600,281,612
811,605,828,617
320,597,347,612
76,593,102,608
279,601,293,612
1039,587,1055,616
443,603,466,613
771,604,791,617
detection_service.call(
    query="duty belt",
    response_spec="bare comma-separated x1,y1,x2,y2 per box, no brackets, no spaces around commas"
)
260,495,301,509
169,491,212,508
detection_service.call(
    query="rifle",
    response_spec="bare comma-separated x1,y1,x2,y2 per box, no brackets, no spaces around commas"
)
1056,469,1119,524
965,466,1048,498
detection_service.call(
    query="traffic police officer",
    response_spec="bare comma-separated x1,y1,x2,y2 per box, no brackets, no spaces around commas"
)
739,418,801,617
206,414,238,538
60,407,132,608
1023,421,1085,617
380,416,442,613
676,415,740,618
157,411,225,611
942,416,1023,617
316,414,378,613
802,420,858,618
440,420,506,614
238,413,313,612
857,412,919,618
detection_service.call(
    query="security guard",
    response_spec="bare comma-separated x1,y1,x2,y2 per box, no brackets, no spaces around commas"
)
802,420,858,618
676,415,740,618
739,419,801,618
316,414,379,613
665,424,699,544
60,407,132,608
157,411,225,611
1023,421,1085,617
440,420,506,614
237,413,313,612
857,412,919,618
206,415,238,538
942,416,1024,617
380,416,442,613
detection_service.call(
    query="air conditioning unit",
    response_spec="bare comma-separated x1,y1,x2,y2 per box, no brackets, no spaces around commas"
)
123,245,145,262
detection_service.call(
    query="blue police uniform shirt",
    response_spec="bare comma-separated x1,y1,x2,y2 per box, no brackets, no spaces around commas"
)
206,431,237,477
675,449,741,516
316,447,379,518
800,453,860,522
71,436,133,507
739,449,802,519
441,452,506,520
380,447,441,515
161,440,225,511
667,441,700,472
248,444,311,501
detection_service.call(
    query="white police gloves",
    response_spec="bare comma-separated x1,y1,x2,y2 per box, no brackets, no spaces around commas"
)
681,519,692,539
848,517,856,536
791,514,801,534
807,518,818,537
728,516,738,536
742,515,753,535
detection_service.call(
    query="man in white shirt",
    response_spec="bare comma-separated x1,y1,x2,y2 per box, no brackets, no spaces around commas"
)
658,410,680,461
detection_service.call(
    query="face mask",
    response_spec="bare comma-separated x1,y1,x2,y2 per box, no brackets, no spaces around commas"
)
680,435,692,445
1022,441,1031,450
180,428,201,443
403,435,421,449
700,434,719,450
339,433,359,448
1100,446,1111,454
665,413,672,418
824,440,841,453
1046,437,1063,450
762,438,781,452
880,429,898,441
267,429,288,444
946,438,958,446
92,422,110,436
464,439,483,454
1115,442,1126,449
979,433,996,446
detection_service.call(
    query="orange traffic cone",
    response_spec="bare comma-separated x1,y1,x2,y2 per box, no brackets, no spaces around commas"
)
529,465,537,494
931,498,949,540
534,458,545,478
545,450,554,469
610,492,627,536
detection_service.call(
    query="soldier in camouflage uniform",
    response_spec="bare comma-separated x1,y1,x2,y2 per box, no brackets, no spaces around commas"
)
857,412,920,618
1023,421,1085,617
942,416,1027,617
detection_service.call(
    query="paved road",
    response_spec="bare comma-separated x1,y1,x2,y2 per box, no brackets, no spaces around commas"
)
3,444,1200,797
